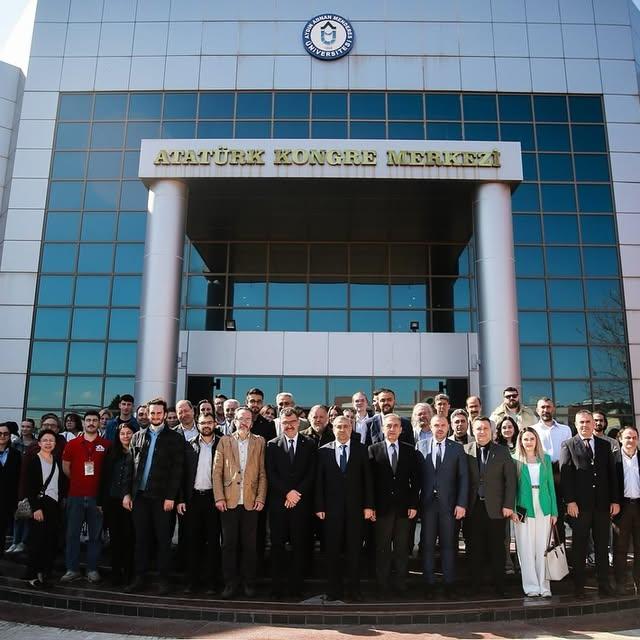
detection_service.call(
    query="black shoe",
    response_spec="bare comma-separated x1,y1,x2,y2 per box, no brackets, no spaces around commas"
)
347,590,363,602
574,587,586,599
270,588,284,600
221,584,236,600
183,583,196,594
204,586,218,596
157,580,171,596
124,577,145,593
493,587,505,598
325,593,339,602
444,585,457,600
243,584,256,598
599,584,615,597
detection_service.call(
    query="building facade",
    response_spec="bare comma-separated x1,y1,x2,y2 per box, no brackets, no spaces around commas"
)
1,0,639,425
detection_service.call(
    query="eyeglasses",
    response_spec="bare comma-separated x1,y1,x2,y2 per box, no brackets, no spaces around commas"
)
0,432,10,437
504,394,519,400
236,418,252,425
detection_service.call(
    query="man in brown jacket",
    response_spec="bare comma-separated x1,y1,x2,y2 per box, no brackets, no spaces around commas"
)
213,406,267,599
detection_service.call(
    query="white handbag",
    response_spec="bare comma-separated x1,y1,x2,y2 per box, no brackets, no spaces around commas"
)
544,524,569,581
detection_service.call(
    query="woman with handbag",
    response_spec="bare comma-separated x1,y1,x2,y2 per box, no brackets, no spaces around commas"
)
24,429,65,588
512,427,558,597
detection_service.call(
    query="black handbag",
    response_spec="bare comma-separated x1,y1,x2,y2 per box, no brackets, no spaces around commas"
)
15,460,57,520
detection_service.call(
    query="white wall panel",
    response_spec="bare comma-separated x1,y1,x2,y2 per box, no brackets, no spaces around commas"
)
3,210,45,241
283,333,328,375
198,56,237,89
0,273,37,306
0,374,27,409
0,340,30,373
19,92,58,121
0,306,35,339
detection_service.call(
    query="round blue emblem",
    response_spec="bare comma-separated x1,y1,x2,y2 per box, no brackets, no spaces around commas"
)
302,14,354,60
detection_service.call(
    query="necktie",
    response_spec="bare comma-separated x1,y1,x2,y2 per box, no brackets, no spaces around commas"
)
288,438,295,464
390,443,398,474
339,444,347,473
436,442,442,470
583,438,593,460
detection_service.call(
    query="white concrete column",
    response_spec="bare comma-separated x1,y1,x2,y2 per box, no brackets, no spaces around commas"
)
474,182,520,413
135,179,188,405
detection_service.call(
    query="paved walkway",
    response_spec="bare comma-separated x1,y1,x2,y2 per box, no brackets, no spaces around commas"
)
2,605,640,640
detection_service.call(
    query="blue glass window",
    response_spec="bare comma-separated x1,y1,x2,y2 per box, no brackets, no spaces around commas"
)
312,93,347,119
115,244,144,273
583,247,619,276
574,155,610,182
69,342,104,373
350,122,385,139
77,243,114,273
517,279,546,309
511,184,540,212
268,282,306,308
81,212,116,241
350,283,388,308
59,94,92,120
198,121,233,138
45,212,81,241
388,93,423,120
31,342,68,373
554,381,591,407
519,311,548,343
545,247,581,276
432,310,470,332
72,308,108,339
274,93,309,119
75,276,111,306
578,185,612,212
580,216,615,244
164,93,197,119
521,346,551,378
426,94,461,120
534,96,567,122
522,381,553,405
28,375,64,408
585,279,621,308
232,282,266,307
431,278,470,308
538,154,573,181
522,154,538,181
590,346,627,379
162,121,196,138
273,121,309,138
465,123,498,141
52,152,86,179
117,212,146,241
104,377,135,406
569,96,603,123
199,93,234,118
515,247,544,276
463,95,497,121
34,308,71,339
309,310,348,331
66,377,102,406
125,122,161,148
572,125,606,152
87,151,122,178
268,309,306,330
391,283,427,308
232,309,265,330
392,310,427,332
93,94,127,120
541,184,576,212
236,93,272,119
38,275,74,305
500,123,535,151
498,95,532,122
184,308,205,330
106,343,137,375
91,123,124,149
350,93,385,119
128,93,162,120
426,122,462,140
549,312,587,344
513,215,542,244
552,346,589,379
56,123,90,149
350,310,389,331
109,309,139,340
42,244,77,273
120,181,148,209
236,121,271,138
84,181,120,209
547,279,584,309
536,124,570,151
186,276,207,306
311,121,348,138
49,182,83,209
388,123,424,139
587,312,625,344
111,276,141,306
543,215,578,244
309,282,347,308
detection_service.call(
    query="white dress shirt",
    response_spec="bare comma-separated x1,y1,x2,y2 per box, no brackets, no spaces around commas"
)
622,450,640,499
237,436,249,505
193,438,214,490
432,439,445,467
286,433,299,454
385,439,399,466
533,420,572,463
335,440,350,467
354,415,368,444
180,422,198,441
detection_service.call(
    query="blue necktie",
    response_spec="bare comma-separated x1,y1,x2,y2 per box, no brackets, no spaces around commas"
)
339,444,347,473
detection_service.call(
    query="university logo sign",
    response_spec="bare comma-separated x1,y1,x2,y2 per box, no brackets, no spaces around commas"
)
302,14,354,60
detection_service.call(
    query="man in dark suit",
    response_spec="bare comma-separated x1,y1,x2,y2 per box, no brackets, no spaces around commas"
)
369,413,421,597
560,409,620,597
0,423,21,562
301,404,335,448
245,387,277,442
418,415,468,598
365,388,415,447
613,426,640,595
315,415,374,601
465,416,516,597
266,406,316,598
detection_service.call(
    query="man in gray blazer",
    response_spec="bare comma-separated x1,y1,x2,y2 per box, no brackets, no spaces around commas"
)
464,416,516,597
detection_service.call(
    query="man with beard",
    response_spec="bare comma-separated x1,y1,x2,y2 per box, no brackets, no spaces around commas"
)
449,409,473,445
213,394,227,427
246,388,277,442
465,396,483,424
490,387,536,431
301,405,335,448
593,411,620,452
411,402,434,444
364,389,415,447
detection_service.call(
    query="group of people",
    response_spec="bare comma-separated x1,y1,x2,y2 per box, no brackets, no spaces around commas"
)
0,385,638,603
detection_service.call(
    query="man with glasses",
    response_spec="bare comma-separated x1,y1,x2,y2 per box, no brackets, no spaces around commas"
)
490,387,536,431
245,387,277,442
213,406,267,599
351,391,371,445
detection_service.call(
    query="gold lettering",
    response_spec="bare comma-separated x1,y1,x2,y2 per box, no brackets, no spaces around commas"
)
443,152,461,166
362,150,377,165
492,149,501,167
274,149,292,165
409,151,425,166
462,152,476,166
386,150,408,166
291,149,309,165
343,150,361,166
326,149,343,165
425,151,442,166
477,152,492,167
153,150,170,165
308,149,326,165
228,150,246,165
245,149,265,165
184,150,199,164
197,150,212,164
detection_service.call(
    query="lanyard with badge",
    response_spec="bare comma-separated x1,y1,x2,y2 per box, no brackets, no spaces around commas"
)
82,438,96,476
